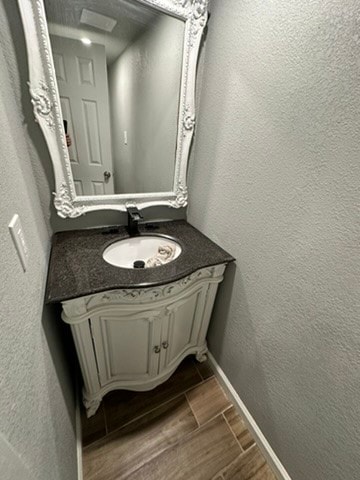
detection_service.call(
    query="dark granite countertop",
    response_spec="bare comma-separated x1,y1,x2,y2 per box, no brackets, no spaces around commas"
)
45,220,235,303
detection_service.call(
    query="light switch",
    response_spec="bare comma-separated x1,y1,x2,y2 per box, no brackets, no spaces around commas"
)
8,214,28,272
124,130,128,145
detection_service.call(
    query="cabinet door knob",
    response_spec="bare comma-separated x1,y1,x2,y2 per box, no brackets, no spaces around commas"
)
162,341,169,349
153,345,161,354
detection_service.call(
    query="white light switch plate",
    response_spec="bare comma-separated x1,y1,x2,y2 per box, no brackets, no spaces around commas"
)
8,214,28,272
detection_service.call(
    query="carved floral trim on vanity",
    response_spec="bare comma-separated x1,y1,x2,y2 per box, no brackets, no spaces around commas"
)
62,265,221,320
18,0,209,216
61,264,226,417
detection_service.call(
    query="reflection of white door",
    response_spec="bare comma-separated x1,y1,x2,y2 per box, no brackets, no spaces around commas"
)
50,35,114,195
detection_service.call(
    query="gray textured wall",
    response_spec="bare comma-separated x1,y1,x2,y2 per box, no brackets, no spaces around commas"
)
0,1,77,479
188,1,360,479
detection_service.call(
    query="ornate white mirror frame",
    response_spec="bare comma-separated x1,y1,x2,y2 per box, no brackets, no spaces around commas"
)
17,0,208,217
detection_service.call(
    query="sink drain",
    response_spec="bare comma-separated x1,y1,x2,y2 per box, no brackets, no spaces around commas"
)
133,260,145,269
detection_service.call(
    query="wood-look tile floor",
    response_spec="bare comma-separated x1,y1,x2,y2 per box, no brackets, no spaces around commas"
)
81,357,277,480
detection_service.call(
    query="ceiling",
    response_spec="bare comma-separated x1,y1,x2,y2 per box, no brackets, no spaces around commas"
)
44,0,166,64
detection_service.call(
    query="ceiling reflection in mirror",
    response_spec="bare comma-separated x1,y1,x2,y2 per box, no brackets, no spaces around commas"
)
44,0,185,196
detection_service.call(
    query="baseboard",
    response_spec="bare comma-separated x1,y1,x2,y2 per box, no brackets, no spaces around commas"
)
207,352,292,480
75,381,83,480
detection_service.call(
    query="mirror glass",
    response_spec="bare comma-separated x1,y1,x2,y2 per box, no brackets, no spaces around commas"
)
44,0,185,196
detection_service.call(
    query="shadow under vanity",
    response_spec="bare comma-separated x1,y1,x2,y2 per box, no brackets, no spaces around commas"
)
46,220,234,417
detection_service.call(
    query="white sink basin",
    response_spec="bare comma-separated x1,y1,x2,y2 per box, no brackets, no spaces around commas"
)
103,235,182,269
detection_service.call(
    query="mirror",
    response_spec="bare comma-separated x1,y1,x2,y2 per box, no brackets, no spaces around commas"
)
45,0,184,196
17,0,208,216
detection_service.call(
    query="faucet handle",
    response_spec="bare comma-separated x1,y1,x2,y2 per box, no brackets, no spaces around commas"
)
126,206,144,235
127,206,143,220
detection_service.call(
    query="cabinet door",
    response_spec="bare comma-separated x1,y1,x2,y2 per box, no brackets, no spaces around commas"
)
90,310,162,387
160,286,208,371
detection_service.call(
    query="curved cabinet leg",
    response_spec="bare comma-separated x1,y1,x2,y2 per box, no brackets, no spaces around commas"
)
195,346,208,363
83,392,102,418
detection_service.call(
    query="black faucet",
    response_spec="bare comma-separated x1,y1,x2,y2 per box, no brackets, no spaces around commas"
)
126,206,143,236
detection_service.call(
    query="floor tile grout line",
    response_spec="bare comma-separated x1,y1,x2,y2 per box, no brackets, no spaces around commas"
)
186,372,216,396
83,405,202,479
194,360,204,379
222,411,244,454
90,411,235,479
216,443,258,479
81,404,107,447
184,407,239,435
223,444,272,480
117,410,236,480
102,404,108,436
105,378,205,429
85,375,207,449
210,474,225,480
239,434,256,451
182,403,239,434
84,363,219,449
194,361,215,381
184,391,200,428
82,361,278,480
105,395,213,480
84,360,205,441
223,404,233,414
194,361,202,379
181,374,233,429
111,415,203,480
148,411,245,480
85,391,190,451
184,374,230,405
83,367,235,451
108,410,227,479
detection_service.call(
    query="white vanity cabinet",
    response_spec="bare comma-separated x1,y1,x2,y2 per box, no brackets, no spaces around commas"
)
62,264,226,417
